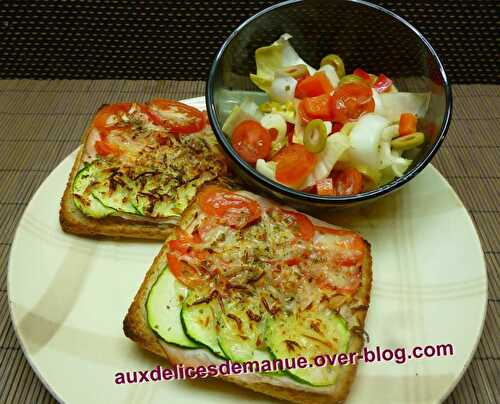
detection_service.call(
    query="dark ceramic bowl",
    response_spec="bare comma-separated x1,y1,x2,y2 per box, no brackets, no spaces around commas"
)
206,0,452,210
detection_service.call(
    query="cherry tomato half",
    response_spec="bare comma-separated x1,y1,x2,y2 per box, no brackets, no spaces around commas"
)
330,83,375,123
231,120,271,164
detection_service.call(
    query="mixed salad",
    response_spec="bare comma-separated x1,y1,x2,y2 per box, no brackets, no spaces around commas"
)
222,34,431,196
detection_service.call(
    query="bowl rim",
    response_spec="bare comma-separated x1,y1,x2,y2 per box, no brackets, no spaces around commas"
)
206,0,453,204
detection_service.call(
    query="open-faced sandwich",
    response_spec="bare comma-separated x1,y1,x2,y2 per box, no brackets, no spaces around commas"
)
124,183,372,403
60,100,228,239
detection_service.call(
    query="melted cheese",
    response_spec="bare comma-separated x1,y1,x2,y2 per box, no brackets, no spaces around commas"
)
179,201,364,317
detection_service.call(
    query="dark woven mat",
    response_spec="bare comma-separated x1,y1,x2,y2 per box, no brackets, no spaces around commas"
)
0,1,497,84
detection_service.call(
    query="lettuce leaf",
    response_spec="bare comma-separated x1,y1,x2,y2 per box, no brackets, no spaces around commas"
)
348,113,390,169
375,91,431,122
250,33,316,93
256,159,277,180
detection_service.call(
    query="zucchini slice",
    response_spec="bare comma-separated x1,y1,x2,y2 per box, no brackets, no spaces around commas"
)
146,267,199,348
217,293,267,362
72,164,115,218
91,177,137,215
181,291,226,357
265,310,350,386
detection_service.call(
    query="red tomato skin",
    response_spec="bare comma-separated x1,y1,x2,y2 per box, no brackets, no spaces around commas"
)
331,167,364,196
274,144,317,188
330,83,375,124
280,209,315,241
399,113,418,136
166,253,201,288
303,94,334,120
373,74,393,93
297,101,313,125
231,120,271,164
286,122,295,144
94,103,132,136
315,225,367,267
295,71,334,98
94,140,122,157
139,104,164,127
353,68,371,82
197,186,262,228
149,99,205,134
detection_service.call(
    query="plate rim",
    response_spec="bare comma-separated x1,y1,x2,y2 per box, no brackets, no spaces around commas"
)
7,97,488,404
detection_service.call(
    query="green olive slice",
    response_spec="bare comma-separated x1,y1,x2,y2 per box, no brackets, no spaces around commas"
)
391,132,425,151
338,74,365,87
320,54,345,78
304,119,327,153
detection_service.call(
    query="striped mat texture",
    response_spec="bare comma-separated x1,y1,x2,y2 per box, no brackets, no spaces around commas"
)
0,80,498,403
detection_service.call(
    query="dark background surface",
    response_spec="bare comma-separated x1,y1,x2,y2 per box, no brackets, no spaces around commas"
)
0,0,497,83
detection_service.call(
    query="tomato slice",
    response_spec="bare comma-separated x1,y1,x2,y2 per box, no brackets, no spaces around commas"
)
331,167,364,196
148,99,205,134
274,144,317,188
315,225,367,267
313,225,366,293
94,140,122,157
330,83,375,123
302,94,333,120
295,71,334,98
197,185,262,228
167,253,202,289
399,113,417,136
231,120,271,164
315,267,361,294
137,104,164,127
167,228,202,255
94,103,132,136
280,209,315,241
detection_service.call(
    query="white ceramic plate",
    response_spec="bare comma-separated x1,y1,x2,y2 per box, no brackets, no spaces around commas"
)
8,97,487,404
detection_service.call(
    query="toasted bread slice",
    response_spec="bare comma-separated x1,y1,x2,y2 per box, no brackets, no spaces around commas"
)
124,188,372,403
59,103,227,240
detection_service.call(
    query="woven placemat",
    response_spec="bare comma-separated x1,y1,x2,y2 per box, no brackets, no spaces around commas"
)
0,80,498,403
0,1,498,84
